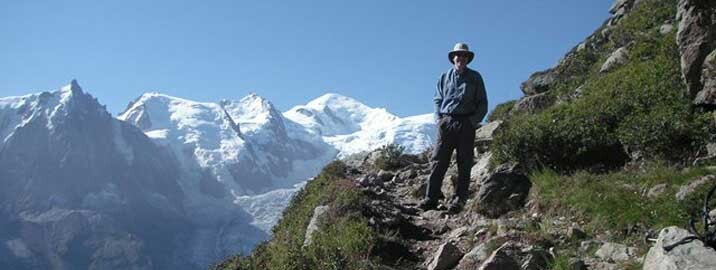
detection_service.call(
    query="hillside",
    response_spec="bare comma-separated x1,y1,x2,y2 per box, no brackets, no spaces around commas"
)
214,0,716,269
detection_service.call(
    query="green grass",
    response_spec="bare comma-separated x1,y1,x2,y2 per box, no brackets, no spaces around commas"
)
530,164,716,246
305,216,375,270
548,253,572,270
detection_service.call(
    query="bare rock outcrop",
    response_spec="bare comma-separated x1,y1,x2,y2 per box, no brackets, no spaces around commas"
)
643,226,716,270
676,0,716,105
474,164,532,218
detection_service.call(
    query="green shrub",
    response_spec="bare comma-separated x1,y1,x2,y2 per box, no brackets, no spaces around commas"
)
487,100,516,122
374,144,405,171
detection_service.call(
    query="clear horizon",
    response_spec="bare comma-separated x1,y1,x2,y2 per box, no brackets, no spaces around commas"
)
2,0,613,117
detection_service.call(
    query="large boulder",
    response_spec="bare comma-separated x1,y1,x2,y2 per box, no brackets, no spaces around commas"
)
676,0,716,102
303,205,329,247
643,226,716,270
456,236,507,270
478,243,520,270
511,92,554,115
520,69,556,96
474,121,502,153
474,164,531,218
600,46,630,73
428,242,464,270
471,152,493,184
694,49,716,106
595,242,638,262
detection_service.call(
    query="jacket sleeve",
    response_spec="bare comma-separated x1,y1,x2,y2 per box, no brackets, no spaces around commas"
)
434,74,444,121
470,72,488,128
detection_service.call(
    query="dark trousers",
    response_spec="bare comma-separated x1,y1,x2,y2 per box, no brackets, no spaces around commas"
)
426,116,476,202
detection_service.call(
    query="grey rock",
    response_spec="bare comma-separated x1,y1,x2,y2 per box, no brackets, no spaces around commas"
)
675,175,716,201
694,49,716,106
395,169,417,183
377,170,395,183
474,121,502,153
512,92,554,114
676,0,716,100
521,69,556,95
580,240,603,254
428,242,464,270
421,210,446,220
708,142,716,156
520,247,552,270
471,152,493,182
475,164,532,218
359,173,382,187
643,226,716,270
647,184,669,199
478,243,520,270
303,205,329,247
660,23,674,35
456,236,507,270
600,47,630,73
595,242,637,262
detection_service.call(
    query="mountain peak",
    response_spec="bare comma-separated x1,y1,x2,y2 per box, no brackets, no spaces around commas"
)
60,79,84,96
307,93,365,109
232,93,278,114
239,93,271,105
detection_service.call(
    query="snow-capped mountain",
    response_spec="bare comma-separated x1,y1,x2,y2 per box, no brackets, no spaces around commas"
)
284,93,436,157
119,92,336,195
0,81,196,270
0,81,437,269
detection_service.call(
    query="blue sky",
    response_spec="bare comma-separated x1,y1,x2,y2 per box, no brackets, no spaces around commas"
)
1,0,612,118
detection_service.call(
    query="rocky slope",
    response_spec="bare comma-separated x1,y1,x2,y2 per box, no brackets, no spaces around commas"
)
216,0,716,269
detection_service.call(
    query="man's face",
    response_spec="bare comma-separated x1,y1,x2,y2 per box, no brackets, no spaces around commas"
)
453,53,469,71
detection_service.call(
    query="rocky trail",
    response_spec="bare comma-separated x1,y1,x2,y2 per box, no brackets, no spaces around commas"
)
334,136,716,269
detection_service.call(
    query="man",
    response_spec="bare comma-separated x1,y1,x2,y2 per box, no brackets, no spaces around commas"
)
419,42,488,213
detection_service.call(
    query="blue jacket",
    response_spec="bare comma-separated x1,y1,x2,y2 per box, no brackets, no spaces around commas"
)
434,67,488,128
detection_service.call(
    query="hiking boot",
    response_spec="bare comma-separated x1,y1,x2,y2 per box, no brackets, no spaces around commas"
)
418,198,438,211
447,197,466,214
